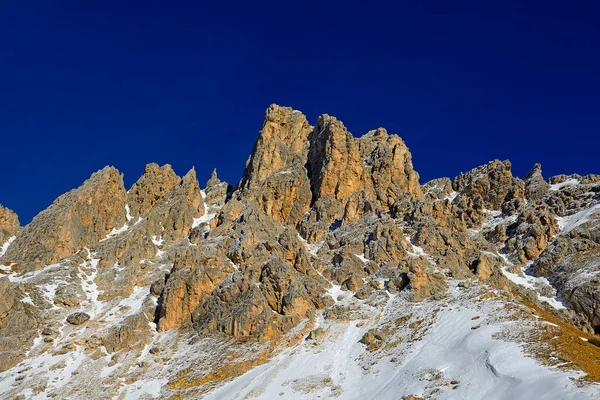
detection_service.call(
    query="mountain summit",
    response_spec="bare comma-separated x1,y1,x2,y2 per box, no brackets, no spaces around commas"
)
1,105,600,399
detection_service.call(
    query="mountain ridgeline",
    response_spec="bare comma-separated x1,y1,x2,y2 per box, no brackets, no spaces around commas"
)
1,104,599,399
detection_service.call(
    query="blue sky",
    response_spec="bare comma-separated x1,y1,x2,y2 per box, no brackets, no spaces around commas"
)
1,1,599,224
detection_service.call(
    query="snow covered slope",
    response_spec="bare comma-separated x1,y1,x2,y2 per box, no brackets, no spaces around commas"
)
206,282,600,400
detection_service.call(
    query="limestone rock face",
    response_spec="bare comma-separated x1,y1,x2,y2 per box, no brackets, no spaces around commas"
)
142,168,205,243
239,105,312,190
204,169,230,211
127,163,180,219
92,168,206,271
3,103,600,399
358,128,423,206
296,117,423,243
236,104,313,226
307,119,422,205
232,106,423,241
66,311,90,325
534,210,600,327
307,115,367,203
524,163,550,202
158,255,234,331
1,167,127,271
531,179,600,332
0,278,39,371
422,178,454,201
453,160,525,213
0,205,19,245
505,203,559,264
102,313,151,353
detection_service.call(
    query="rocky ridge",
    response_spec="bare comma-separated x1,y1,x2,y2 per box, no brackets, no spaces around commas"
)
0,104,599,399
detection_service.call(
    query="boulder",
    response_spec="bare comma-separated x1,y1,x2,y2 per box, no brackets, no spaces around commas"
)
66,312,91,325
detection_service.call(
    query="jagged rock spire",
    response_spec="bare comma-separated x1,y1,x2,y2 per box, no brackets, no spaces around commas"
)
233,104,423,230
0,204,20,245
205,168,220,189
524,163,550,202
127,163,180,219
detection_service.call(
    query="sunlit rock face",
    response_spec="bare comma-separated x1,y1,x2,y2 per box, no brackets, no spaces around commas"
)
0,204,20,245
0,105,599,399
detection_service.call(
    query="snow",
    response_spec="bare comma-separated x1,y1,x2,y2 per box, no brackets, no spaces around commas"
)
151,235,164,246
444,191,458,202
205,286,599,399
40,282,61,307
0,340,88,399
125,204,133,222
120,286,146,317
20,292,35,305
101,223,129,241
192,189,217,230
563,268,600,292
192,212,217,229
0,262,64,284
297,233,324,257
482,210,518,230
78,250,101,317
404,236,427,258
326,283,347,303
119,378,169,399
556,202,600,234
550,178,580,191
497,254,566,310
0,235,15,257
100,286,149,326
100,358,122,378
355,253,369,264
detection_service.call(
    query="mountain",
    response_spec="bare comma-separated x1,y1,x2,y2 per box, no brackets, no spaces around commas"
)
1,104,599,399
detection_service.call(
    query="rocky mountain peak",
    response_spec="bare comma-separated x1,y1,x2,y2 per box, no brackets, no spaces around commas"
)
237,104,312,193
453,159,524,213
127,163,180,219
206,168,220,189
233,105,423,232
0,205,19,245
1,166,127,271
524,163,550,202
307,113,364,202
0,105,599,399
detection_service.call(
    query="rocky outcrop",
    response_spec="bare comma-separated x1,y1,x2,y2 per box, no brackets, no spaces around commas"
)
532,198,600,332
127,163,180,220
0,278,39,371
103,313,152,353
158,255,234,331
235,104,313,226
505,203,559,264
234,105,423,236
204,169,230,211
141,168,205,242
358,128,423,206
2,103,600,400
524,163,550,202
66,311,90,325
90,168,206,272
0,205,19,245
453,160,525,217
1,167,127,271
307,115,368,203
307,119,422,207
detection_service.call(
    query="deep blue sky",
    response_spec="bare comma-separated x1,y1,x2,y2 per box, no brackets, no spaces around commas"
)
1,1,599,224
